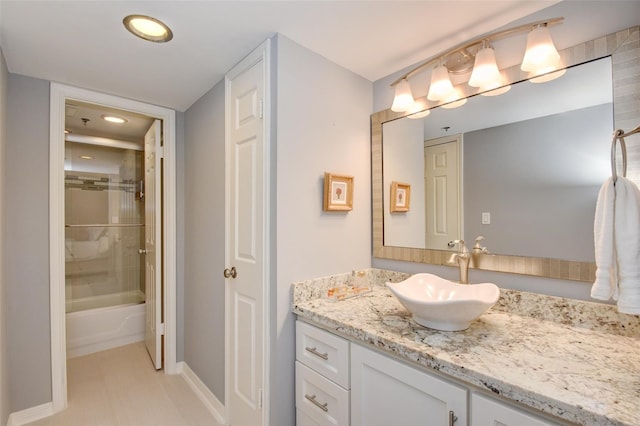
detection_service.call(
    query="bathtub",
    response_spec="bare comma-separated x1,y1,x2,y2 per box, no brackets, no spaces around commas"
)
66,294,145,358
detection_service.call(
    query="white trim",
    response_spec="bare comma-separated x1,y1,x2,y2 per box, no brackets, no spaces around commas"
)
7,402,53,426
225,38,272,426
49,83,178,413
177,362,228,425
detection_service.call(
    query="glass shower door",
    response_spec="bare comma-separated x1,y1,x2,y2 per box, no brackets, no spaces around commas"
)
64,143,144,313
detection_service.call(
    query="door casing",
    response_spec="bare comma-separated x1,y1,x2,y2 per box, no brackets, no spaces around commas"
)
49,83,177,412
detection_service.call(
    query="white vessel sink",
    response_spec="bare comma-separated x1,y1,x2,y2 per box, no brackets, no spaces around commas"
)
386,273,500,331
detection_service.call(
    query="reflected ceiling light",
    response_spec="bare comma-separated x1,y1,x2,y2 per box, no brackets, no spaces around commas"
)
406,100,431,119
529,68,566,83
479,70,512,96
440,88,467,109
102,115,128,124
480,84,511,96
123,14,173,43
390,78,415,112
427,64,455,101
389,17,563,112
80,155,94,160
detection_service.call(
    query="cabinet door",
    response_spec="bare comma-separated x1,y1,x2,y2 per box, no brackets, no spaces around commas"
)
351,344,467,426
471,394,560,426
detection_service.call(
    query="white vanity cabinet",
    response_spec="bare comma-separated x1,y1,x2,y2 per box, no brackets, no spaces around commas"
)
471,393,561,426
350,343,467,426
296,321,350,425
296,320,561,426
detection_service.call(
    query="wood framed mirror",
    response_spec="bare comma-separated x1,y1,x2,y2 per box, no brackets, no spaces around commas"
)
372,27,639,282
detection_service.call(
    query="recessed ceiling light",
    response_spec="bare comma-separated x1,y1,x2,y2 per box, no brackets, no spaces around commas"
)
80,155,94,160
102,115,128,124
64,128,71,134
123,14,173,43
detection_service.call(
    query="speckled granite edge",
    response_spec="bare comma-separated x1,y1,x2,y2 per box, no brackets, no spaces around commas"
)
292,269,640,337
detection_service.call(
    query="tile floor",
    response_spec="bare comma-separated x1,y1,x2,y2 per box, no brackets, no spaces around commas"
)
28,342,223,426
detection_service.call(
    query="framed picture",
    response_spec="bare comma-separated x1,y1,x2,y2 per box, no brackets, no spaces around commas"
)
323,172,354,211
390,181,410,212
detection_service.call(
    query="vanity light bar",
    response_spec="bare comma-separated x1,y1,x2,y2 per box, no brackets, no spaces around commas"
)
390,17,564,112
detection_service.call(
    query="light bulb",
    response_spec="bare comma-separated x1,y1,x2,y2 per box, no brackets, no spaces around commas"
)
427,65,454,101
469,46,502,88
521,26,561,74
391,79,415,112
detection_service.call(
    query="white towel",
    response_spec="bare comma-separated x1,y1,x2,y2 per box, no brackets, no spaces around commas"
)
613,177,640,314
591,176,640,314
591,177,617,300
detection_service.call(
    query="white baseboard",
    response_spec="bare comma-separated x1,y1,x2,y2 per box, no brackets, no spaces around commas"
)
7,402,53,426
177,362,227,425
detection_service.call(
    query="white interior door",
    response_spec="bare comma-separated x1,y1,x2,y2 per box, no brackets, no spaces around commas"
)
144,119,163,370
226,46,267,426
424,137,461,249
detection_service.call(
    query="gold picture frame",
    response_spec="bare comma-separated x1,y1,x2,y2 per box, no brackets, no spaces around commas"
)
390,181,410,212
323,172,354,211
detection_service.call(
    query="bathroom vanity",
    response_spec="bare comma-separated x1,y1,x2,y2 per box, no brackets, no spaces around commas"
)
292,270,640,426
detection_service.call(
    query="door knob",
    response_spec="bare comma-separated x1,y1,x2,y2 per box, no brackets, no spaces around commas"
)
223,267,237,279
138,248,148,255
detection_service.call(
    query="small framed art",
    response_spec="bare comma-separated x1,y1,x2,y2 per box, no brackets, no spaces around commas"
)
323,172,354,211
390,181,410,212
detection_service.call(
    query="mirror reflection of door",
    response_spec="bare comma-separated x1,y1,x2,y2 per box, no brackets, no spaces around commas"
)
424,135,461,250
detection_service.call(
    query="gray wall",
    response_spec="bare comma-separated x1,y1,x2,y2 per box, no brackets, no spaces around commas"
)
5,74,51,412
1,74,189,417
182,81,226,401
0,45,10,426
464,104,611,262
272,34,372,426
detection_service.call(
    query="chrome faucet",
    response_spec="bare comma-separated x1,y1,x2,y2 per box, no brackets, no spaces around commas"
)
447,239,470,284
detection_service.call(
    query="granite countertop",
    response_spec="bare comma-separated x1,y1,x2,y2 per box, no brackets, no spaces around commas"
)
292,270,640,426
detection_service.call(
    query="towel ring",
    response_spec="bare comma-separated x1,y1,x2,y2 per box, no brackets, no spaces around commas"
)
611,129,627,183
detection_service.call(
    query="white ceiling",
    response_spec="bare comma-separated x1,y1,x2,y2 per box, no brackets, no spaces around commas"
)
0,0,563,112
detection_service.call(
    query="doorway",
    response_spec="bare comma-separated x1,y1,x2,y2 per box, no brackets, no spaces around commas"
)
64,100,157,362
49,83,177,413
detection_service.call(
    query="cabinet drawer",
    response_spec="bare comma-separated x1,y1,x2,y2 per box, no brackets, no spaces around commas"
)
296,361,350,426
296,321,350,388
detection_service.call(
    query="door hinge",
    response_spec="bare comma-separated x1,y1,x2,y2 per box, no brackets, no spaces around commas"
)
159,323,165,335
258,99,264,119
157,146,165,158
258,388,263,409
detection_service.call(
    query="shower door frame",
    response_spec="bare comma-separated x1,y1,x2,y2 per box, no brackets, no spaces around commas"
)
48,83,178,413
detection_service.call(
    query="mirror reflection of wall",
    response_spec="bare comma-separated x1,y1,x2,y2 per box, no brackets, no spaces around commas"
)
382,57,613,262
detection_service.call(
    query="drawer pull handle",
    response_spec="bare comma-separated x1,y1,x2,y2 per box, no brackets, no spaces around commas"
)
305,394,329,412
305,346,329,360
449,410,457,426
